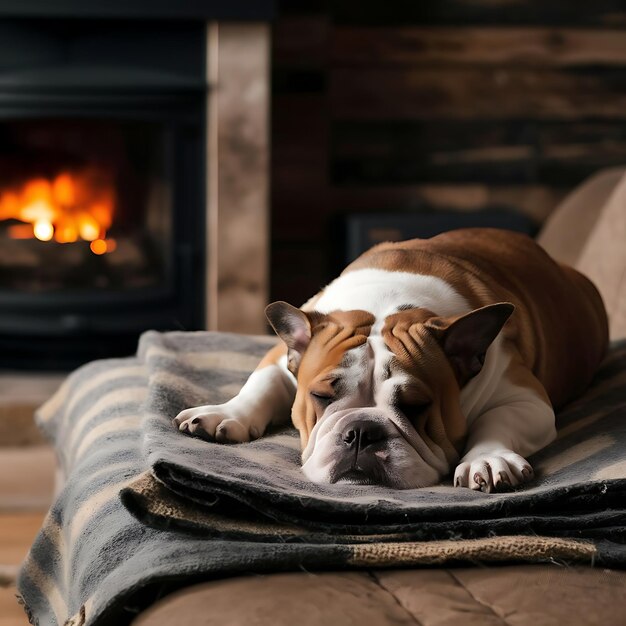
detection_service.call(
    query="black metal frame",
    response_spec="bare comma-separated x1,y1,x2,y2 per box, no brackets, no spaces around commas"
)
0,0,275,21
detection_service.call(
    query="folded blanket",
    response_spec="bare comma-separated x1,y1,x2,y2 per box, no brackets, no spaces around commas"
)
17,331,626,626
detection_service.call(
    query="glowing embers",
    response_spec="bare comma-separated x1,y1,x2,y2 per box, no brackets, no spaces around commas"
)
0,169,117,254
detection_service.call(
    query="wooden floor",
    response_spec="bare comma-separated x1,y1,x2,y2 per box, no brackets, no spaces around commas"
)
0,371,59,625
0,513,45,626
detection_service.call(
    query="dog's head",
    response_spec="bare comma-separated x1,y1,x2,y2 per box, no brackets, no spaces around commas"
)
266,301,514,489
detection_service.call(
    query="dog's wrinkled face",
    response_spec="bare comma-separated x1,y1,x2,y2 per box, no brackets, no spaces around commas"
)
266,301,513,489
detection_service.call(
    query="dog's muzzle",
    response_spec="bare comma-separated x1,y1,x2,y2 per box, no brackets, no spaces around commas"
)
328,415,391,485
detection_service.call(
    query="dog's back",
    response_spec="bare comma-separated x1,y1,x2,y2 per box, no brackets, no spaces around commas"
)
345,228,609,408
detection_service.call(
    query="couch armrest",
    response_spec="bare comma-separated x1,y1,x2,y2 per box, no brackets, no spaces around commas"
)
538,166,626,339
537,167,625,266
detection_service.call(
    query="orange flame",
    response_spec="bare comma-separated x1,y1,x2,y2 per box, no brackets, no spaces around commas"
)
89,238,117,255
0,169,116,254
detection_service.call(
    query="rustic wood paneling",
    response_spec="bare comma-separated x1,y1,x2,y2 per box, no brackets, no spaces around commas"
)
272,96,328,157
331,1,626,27
270,1,626,305
330,185,567,224
330,67,626,120
272,169,330,240
273,15,330,68
270,244,330,307
271,89,330,241
333,121,626,185
270,10,331,303
333,27,626,67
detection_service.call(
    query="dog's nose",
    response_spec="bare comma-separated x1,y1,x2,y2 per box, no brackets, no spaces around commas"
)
342,420,385,451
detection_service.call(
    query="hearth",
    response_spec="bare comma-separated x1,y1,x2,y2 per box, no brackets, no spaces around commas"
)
0,119,170,292
0,18,207,369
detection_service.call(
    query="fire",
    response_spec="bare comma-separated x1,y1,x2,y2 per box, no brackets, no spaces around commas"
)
89,238,117,255
34,220,54,241
0,169,116,254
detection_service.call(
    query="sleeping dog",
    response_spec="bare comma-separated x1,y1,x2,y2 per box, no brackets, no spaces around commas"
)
174,229,608,492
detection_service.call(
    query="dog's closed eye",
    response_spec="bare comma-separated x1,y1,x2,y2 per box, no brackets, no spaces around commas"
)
310,391,334,408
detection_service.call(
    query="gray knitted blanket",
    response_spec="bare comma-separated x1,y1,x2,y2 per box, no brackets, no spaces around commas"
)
17,331,626,626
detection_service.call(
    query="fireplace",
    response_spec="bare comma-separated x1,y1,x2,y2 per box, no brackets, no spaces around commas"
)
0,119,172,292
0,18,206,369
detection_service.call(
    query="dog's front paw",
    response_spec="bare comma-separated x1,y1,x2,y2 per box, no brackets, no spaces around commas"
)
453,450,533,493
173,404,261,443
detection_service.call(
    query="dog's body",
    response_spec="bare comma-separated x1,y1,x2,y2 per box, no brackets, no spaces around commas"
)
175,229,608,492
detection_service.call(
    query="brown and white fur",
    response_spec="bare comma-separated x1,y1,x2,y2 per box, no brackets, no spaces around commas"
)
174,229,608,492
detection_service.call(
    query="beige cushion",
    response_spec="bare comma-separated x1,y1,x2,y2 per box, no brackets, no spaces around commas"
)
133,567,626,626
576,172,626,339
538,166,626,339
538,166,625,267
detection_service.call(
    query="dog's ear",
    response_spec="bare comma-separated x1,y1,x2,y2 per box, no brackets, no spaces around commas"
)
265,301,320,374
430,302,515,386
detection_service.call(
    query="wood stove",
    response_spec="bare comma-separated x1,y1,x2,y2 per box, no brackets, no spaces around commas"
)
0,5,273,369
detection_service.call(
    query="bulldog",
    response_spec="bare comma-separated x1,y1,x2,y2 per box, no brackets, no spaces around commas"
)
174,229,608,492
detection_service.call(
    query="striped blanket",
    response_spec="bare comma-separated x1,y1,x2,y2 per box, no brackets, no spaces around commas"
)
17,331,626,626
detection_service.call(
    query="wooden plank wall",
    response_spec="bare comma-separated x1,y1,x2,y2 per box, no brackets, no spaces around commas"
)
270,0,626,306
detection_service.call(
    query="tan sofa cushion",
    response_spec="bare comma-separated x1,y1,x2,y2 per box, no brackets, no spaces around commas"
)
538,166,626,339
576,172,626,340
133,566,626,626
538,167,624,267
